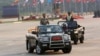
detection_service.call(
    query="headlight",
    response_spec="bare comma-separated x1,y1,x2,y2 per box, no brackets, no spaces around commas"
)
39,37,49,42
63,34,71,41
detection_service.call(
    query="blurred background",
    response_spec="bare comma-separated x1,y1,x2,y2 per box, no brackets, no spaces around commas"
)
0,0,100,19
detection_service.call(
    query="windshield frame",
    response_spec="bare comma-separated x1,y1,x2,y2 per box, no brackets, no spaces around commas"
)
38,25,63,34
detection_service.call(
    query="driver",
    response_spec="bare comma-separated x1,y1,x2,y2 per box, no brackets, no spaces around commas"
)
61,23,68,31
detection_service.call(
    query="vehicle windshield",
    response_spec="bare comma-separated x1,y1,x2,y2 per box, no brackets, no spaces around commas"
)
38,25,63,34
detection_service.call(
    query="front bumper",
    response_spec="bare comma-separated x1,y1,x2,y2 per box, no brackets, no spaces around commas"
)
39,41,71,50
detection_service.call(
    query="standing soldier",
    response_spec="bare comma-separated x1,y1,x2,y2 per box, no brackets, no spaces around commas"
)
66,12,74,21
40,13,49,25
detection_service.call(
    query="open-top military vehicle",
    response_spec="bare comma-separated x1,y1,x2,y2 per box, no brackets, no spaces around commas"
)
26,25,72,54
57,21,85,44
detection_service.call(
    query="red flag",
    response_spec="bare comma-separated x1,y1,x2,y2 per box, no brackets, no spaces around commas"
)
75,0,81,3
12,0,19,6
60,0,64,2
66,0,70,3
82,0,87,3
14,0,19,3
76,0,89,3
90,0,96,2
54,0,59,3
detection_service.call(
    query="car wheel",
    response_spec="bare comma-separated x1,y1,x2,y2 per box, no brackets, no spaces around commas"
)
74,35,78,45
54,49,59,52
62,43,72,53
80,35,84,43
73,37,78,45
36,44,44,54
71,32,78,45
27,41,34,53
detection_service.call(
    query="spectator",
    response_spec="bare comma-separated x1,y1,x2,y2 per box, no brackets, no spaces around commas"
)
21,16,24,20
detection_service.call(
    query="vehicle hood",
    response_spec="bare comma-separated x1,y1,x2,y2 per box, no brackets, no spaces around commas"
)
39,33,64,37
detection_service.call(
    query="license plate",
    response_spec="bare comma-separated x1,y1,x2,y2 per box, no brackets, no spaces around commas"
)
52,36,62,41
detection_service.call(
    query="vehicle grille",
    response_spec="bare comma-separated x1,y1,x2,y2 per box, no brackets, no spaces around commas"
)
50,36,64,48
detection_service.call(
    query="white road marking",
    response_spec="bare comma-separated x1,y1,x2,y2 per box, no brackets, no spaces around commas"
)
13,22,22,23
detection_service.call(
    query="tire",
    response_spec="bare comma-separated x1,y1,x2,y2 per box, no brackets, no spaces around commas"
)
73,34,78,45
54,49,59,52
36,44,44,54
62,43,72,53
70,32,78,44
80,35,84,43
74,37,78,45
26,40,28,50
27,41,34,53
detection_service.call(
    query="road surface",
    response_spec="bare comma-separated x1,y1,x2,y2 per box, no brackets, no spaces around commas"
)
0,18,100,56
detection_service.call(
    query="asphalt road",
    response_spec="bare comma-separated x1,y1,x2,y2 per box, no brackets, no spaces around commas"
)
0,18,100,56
